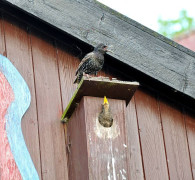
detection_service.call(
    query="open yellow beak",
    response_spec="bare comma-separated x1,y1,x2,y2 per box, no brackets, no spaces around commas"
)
104,96,109,105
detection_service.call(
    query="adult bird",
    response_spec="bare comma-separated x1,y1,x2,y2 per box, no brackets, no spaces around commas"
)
74,43,109,84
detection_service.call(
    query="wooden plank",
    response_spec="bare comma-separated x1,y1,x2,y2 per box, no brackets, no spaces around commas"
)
185,109,195,178
56,42,79,110
125,97,144,180
159,99,193,180
67,98,89,180
134,89,169,180
61,76,139,122
1,0,195,101
2,14,41,179
68,96,129,179
30,29,68,180
56,42,79,171
0,13,6,55
85,97,129,179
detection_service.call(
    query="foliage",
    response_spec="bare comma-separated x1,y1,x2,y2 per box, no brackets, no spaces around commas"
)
158,10,195,39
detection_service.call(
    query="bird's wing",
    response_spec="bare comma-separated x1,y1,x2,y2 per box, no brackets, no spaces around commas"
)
75,52,94,75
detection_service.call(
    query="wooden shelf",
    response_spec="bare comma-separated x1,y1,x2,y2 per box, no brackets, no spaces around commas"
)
61,76,139,123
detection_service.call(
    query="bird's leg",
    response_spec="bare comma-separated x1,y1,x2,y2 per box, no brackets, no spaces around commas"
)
87,74,90,79
83,72,90,79
96,72,104,80
95,72,103,80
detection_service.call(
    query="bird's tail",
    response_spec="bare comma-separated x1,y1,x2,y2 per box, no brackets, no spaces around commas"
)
73,72,83,84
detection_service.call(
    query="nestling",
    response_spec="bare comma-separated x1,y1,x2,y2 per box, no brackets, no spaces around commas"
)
98,96,113,127
74,43,110,84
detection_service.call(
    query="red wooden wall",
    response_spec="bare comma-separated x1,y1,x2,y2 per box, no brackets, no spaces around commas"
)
0,12,195,180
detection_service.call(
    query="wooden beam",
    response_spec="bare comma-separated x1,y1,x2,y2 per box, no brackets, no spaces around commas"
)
67,96,129,179
1,0,195,101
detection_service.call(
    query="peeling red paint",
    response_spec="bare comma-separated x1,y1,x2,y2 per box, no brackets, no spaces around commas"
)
0,72,22,180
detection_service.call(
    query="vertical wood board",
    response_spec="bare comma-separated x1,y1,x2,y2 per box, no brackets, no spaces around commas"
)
84,97,129,180
125,97,144,180
135,89,169,180
30,29,68,180
185,110,195,178
0,13,5,55
57,42,79,109
159,99,193,180
67,98,89,180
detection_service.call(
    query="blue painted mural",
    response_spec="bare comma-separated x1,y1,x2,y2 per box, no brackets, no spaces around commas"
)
0,54,39,180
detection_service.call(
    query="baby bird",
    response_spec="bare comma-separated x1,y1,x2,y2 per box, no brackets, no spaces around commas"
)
74,43,109,84
98,96,113,128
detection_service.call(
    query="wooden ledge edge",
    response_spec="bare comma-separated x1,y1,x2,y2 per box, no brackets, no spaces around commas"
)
61,76,139,123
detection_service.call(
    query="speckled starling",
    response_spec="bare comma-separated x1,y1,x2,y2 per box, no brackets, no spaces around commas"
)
98,96,113,128
74,43,109,84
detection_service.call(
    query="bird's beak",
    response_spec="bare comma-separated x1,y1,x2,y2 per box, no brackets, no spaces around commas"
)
103,96,109,105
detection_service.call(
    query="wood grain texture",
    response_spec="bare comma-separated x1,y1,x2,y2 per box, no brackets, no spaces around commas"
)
1,5,195,180
84,97,129,180
2,0,195,101
159,99,193,180
67,98,89,180
185,109,195,178
135,89,169,180
30,29,68,180
2,14,42,178
0,13,6,55
125,97,144,180
67,96,129,180
56,42,79,110
56,42,79,179
57,42,143,180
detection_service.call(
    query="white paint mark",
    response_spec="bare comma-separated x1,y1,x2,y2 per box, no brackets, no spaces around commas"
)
107,161,110,170
108,175,111,180
117,174,120,178
122,174,127,179
112,157,116,180
88,133,92,145
107,160,111,180
123,169,126,174
120,169,127,180
108,141,116,180
123,144,127,148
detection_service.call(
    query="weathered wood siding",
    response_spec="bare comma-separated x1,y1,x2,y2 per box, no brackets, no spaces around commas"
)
0,12,195,180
